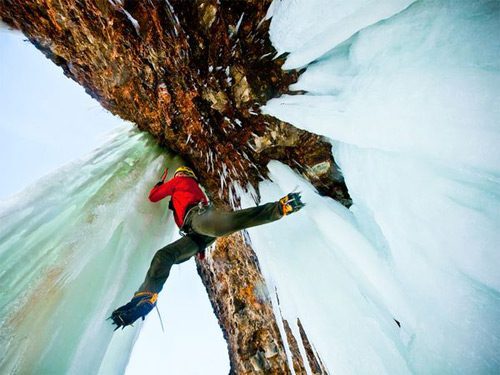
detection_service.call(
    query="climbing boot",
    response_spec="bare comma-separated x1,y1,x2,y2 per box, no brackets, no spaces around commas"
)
279,192,305,216
109,291,158,330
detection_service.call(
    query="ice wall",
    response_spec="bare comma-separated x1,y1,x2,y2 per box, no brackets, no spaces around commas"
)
0,127,182,374
255,0,500,373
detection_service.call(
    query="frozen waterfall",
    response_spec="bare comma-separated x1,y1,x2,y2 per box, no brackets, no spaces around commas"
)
1,0,499,374
255,0,500,373
0,128,183,374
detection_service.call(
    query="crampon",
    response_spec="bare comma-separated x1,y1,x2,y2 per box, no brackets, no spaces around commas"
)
279,192,305,216
108,291,158,330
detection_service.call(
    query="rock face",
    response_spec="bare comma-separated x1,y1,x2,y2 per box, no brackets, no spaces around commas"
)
1,1,345,372
199,234,292,374
0,0,349,207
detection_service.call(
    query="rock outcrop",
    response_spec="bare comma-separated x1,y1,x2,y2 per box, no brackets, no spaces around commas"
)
1,1,346,372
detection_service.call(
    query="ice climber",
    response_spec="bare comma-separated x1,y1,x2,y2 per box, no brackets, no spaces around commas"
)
110,166,305,329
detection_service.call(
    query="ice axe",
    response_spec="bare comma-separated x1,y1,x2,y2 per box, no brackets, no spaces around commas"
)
161,167,168,182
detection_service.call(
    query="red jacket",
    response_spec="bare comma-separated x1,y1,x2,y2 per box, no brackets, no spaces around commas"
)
149,176,208,228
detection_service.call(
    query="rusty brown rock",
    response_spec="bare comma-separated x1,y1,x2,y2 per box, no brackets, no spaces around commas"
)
0,0,350,206
198,233,293,374
283,319,308,374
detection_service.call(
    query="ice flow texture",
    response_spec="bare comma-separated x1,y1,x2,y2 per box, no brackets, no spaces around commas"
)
0,129,182,374
256,0,500,373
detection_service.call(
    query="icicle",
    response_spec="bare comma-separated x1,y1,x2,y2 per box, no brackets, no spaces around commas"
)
107,0,123,7
209,151,215,172
235,13,245,35
121,9,140,35
259,52,273,60
246,142,257,152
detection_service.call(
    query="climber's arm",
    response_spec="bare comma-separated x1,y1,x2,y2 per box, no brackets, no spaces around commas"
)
149,169,174,202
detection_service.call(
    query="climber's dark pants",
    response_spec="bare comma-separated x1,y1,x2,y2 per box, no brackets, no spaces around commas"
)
138,202,283,293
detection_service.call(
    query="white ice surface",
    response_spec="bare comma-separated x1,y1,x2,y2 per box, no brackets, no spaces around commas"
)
265,1,500,174
256,0,500,373
242,164,412,374
269,0,416,69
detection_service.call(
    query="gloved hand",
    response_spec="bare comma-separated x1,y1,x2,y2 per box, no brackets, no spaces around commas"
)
109,291,158,330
